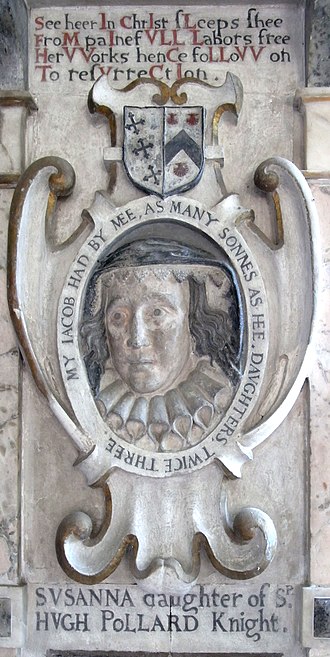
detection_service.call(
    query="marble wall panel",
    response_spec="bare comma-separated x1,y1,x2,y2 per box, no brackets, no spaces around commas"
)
297,88,330,171
0,189,20,586
307,0,330,87
309,182,330,588
0,0,28,90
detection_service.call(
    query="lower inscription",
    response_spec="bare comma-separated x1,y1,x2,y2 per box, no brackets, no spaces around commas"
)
27,582,298,653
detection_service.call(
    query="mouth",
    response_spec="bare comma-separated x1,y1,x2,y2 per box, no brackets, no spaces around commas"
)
128,358,154,365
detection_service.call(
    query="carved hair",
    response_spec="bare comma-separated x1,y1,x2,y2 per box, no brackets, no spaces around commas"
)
80,301,108,396
188,278,239,378
80,239,242,395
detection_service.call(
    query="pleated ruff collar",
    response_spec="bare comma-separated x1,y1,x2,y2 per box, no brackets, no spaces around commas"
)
96,359,233,452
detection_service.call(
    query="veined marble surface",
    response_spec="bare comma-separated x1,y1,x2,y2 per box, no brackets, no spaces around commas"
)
309,183,330,586
0,190,19,586
297,88,330,171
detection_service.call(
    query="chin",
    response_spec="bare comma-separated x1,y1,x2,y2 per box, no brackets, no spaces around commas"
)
129,378,158,394
130,375,170,395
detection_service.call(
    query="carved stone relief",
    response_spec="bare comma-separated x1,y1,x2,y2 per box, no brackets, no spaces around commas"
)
7,74,317,593
81,239,239,452
2,3,327,655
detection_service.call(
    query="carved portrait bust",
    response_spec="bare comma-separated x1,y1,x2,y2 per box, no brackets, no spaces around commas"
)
81,239,242,452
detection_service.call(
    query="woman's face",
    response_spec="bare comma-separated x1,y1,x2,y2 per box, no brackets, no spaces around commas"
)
104,270,192,394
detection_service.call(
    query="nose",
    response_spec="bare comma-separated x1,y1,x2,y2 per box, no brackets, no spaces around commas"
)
126,310,149,348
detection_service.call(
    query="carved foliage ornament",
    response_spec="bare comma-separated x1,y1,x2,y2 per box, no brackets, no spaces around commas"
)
7,75,318,589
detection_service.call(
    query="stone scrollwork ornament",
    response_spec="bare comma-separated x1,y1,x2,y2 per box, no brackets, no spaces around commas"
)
7,74,318,590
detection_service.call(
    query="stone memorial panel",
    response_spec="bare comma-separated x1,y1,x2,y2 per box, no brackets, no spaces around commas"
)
0,2,324,657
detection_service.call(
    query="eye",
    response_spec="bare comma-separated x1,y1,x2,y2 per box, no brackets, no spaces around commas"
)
146,303,175,323
107,306,129,327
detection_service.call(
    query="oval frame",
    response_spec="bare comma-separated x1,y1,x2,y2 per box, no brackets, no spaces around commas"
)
57,194,269,478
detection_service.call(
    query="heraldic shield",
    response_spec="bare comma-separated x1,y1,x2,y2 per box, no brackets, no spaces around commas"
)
123,106,204,197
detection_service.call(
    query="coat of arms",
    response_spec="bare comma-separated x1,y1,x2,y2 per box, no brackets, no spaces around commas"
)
123,106,204,196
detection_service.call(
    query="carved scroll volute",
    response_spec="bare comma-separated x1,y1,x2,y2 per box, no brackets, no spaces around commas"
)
8,157,94,452
237,158,318,452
